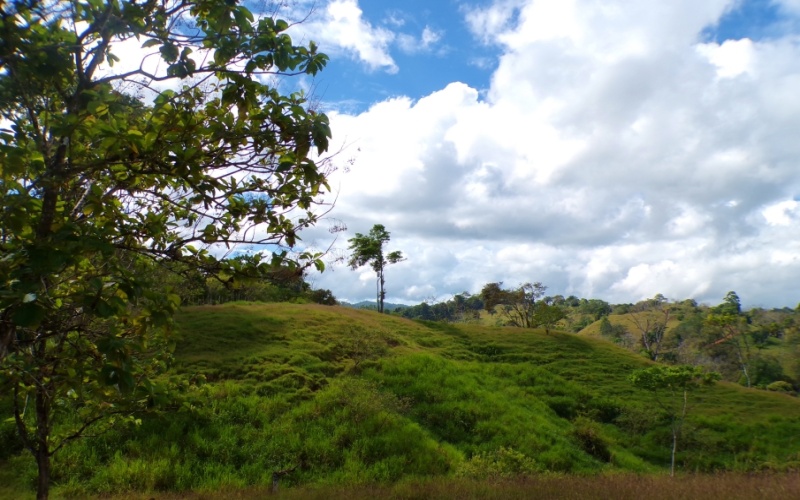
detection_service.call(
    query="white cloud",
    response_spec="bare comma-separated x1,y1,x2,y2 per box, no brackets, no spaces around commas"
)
422,26,442,47
696,38,756,78
303,0,398,73
397,26,444,54
762,200,800,226
306,0,800,308
464,0,527,45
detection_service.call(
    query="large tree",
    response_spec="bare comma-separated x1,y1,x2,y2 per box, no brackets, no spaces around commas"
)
480,282,547,328
0,1,331,498
627,294,672,361
347,224,404,313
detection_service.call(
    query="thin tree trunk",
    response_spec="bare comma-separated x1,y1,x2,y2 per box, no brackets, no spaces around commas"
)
35,384,51,500
670,388,689,477
375,275,381,313
670,425,677,477
36,448,50,500
734,338,751,387
377,262,385,313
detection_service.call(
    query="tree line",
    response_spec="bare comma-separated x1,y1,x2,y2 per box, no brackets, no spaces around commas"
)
388,284,799,393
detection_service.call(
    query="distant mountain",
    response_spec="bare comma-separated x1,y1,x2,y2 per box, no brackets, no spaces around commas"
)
340,300,406,312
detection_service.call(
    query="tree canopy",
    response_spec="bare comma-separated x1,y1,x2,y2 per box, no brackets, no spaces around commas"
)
0,1,332,497
480,282,549,328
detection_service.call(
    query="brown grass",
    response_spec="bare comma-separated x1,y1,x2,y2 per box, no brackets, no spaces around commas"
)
98,473,800,500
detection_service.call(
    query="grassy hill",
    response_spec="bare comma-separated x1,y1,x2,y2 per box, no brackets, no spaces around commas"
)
2,303,800,497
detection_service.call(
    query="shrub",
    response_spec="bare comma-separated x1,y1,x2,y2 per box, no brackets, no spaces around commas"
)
748,355,787,388
456,447,539,480
766,381,795,393
571,417,612,463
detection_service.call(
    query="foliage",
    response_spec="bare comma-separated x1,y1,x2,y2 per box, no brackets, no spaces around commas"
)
347,225,404,313
705,312,753,387
480,282,548,328
570,416,612,463
393,293,483,323
629,365,720,476
0,1,331,498
627,294,672,361
765,380,795,393
455,447,539,480
532,302,567,334
747,354,787,388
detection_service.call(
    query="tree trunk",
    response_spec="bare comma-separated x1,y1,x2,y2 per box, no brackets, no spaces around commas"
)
35,385,51,500
377,262,386,314
36,448,50,500
670,426,677,477
734,339,751,387
670,388,689,477
375,274,381,313
0,309,15,361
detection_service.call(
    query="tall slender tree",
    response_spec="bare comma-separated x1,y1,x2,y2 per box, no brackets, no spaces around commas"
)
347,225,404,313
630,365,720,476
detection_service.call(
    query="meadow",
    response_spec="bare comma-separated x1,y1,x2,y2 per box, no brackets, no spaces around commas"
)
1,303,799,498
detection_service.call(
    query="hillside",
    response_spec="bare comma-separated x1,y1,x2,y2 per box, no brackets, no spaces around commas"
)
2,303,799,497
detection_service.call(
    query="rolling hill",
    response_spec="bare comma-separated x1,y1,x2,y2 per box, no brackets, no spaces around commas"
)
2,303,799,497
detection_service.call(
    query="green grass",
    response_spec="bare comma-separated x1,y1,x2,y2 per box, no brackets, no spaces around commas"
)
3,303,800,498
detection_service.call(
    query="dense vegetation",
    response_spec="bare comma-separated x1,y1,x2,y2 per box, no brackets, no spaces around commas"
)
392,289,800,393
2,303,798,497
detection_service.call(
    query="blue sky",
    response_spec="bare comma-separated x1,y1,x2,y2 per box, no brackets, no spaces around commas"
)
709,0,787,41
261,0,800,308
313,0,788,111
312,0,501,110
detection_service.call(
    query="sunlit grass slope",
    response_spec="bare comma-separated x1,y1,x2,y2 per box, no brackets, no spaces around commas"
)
4,303,800,497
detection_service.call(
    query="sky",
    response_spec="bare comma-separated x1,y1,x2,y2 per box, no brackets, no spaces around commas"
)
97,0,800,308
262,0,800,309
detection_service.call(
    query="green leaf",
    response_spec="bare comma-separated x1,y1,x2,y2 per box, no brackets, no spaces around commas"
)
12,302,46,327
141,38,161,49
159,43,179,62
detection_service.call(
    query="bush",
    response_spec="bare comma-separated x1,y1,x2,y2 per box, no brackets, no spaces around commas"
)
570,417,612,462
456,447,539,480
766,381,795,393
748,355,787,388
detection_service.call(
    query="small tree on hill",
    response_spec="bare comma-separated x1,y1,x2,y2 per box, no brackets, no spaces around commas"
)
347,225,404,313
532,302,566,334
630,365,720,476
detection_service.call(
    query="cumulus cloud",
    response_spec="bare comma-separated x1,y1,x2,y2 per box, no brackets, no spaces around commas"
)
305,0,800,308
303,0,398,73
